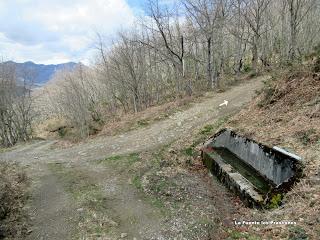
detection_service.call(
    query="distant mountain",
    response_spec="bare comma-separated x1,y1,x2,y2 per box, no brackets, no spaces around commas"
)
4,61,79,86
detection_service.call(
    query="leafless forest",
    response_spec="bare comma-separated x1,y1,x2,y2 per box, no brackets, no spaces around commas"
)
1,0,320,144
0,62,33,147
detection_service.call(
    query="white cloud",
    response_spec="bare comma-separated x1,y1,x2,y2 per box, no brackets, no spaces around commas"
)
0,0,136,64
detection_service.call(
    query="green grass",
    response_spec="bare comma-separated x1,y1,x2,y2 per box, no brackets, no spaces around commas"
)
227,229,261,240
267,193,283,209
182,147,194,156
150,177,175,194
98,153,141,172
48,163,113,238
150,143,173,170
200,124,215,135
99,151,169,215
289,226,309,240
132,174,168,215
149,198,165,209
48,163,106,209
190,115,230,148
132,175,143,190
103,155,122,162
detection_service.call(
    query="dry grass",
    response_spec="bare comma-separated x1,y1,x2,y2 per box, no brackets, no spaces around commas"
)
227,68,320,147
33,72,257,144
223,64,320,239
34,92,200,144
99,95,202,136
0,162,29,239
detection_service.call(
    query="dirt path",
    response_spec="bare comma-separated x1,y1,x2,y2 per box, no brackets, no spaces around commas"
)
1,77,265,165
27,164,77,240
0,76,266,239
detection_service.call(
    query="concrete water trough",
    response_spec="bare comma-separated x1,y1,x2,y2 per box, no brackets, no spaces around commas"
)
201,128,304,208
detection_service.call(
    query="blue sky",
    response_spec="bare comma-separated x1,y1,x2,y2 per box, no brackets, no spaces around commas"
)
0,0,150,64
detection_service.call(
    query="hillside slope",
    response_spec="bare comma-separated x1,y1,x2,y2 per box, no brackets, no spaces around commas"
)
225,64,320,239
0,76,265,240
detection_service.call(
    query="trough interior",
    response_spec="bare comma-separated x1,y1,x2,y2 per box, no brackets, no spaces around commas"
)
207,129,301,186
210,148,273,194
202,129,303,207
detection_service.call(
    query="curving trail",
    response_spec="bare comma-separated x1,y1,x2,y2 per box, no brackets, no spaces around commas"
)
0,76,266,239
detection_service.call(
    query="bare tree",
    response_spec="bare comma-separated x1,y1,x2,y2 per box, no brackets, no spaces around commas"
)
139,0,192,95
286,0,316,61
51,65,107,138
183,0,220,88
0,61,34,147
45,0,320,141
241,0,272,73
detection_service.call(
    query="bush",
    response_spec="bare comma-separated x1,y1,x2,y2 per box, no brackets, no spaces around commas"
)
289,226,308,240
295,129,317,145
267,193,283,209
257,80,278,108
243,63,252,73
0,163,29,239
314,56,320,72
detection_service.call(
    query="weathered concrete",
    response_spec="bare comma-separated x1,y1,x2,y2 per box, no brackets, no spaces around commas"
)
202,149,264,207
202,129,304,207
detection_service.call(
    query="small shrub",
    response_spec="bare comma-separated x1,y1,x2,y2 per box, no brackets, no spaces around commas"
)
0,163,29,239
267,193,283,209
132,175,142,190
295,129,317,145
200,124,215,135
184,147,194,156
257,78,284,108
249,72,258,78
313,56,320,72
137,119,149,127
243,64,252,73
289,226,308,240
57,127,68,138
258,86,276,108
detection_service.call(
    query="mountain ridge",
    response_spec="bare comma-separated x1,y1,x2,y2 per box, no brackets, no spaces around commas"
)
4,61,79,86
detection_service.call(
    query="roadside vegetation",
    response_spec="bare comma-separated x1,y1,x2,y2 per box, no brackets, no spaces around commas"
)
0,1,319,240
222,52,320,239
0,163,29,240
44,114,240,239
48,163,113,239
0,62,34,148
32,0,320,140
1,0,319,145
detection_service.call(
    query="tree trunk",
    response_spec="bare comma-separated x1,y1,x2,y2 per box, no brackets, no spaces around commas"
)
289,2,297,61
252,40,258,74
207,37,213,88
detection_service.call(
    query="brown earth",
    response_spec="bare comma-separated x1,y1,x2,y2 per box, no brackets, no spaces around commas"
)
225,68,320,239
0,76,267,239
